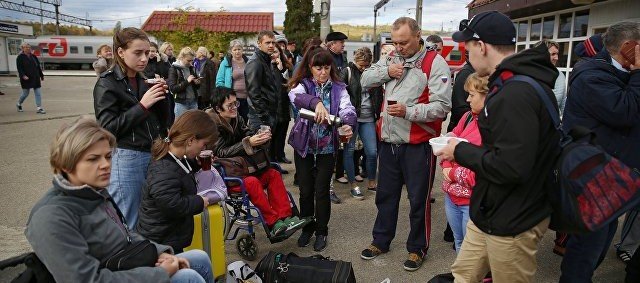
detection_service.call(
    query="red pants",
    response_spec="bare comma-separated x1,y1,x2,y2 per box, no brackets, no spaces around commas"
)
229,168,292,226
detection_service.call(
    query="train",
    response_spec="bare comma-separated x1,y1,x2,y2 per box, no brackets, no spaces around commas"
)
25,35,465,71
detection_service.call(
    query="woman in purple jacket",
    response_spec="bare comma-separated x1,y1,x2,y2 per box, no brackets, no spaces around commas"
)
287,46,356,252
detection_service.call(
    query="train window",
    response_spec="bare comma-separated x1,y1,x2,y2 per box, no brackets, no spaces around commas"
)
70,46,78,54
449,50,461,61
8,39,21,55
84,46,93,54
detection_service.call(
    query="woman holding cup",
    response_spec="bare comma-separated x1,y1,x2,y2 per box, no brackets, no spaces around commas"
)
440,73,487,253
287,46,356,252
93,27,171,227
136,110,218,254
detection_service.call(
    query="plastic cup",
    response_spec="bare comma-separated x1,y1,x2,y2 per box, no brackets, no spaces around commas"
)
429,136,468,155
198,150,213,171
258,125,271,135
145,78,160,87
337,127,349,143
387,100,397,105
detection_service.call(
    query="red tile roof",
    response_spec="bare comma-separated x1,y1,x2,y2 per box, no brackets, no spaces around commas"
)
467,0,499,9
141,11,274,33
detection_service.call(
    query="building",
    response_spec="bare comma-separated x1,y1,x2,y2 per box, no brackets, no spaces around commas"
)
141,11,274,55
0,22,34,74
467,0,639,80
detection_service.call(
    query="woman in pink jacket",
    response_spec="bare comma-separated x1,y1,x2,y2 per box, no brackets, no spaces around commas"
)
441,73,488,253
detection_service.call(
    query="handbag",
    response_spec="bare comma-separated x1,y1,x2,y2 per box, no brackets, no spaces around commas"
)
215,148,271,178
101,239,158,271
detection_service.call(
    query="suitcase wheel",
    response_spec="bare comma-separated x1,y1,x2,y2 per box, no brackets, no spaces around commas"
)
236,234,258,261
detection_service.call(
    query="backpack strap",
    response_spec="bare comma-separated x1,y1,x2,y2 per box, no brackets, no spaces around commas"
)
420,50,438,79
508,75,561,131
463,111,474,129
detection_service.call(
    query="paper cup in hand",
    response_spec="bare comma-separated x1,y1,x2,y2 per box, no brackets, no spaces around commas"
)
429,137,468,155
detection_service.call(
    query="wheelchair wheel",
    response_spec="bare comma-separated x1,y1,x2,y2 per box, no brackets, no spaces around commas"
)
236,234,258,261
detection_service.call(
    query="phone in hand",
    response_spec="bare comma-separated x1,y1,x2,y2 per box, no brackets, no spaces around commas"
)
620,41,639,66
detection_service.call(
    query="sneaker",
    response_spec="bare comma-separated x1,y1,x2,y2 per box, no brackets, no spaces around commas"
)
350,187,365,200
443,224,454,243
283,216,311,232
335,177,348,184
36,108,46,114
617,249,632,263
361,244,385,260
403,253,424,272
16,104,23,112
270,220,287,237
329,190,342,204
314,235,327,252
355,175,364,182
367,186,377,192
298,231,313,247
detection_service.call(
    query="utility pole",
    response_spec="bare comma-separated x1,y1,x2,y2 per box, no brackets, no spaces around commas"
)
54,3,60,35
416,0,423,30
39,1,44,35
373,0,389,42
319,0,330,41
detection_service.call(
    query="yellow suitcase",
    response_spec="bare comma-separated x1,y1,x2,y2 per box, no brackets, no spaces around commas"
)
185,204,226,280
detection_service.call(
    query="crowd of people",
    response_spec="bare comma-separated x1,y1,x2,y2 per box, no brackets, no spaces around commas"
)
18,9,640,283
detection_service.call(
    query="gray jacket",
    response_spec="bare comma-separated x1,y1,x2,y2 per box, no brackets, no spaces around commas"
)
361,47,452,144
25,175,173,283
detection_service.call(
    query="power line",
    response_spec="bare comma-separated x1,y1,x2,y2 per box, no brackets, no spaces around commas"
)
0,0,91,26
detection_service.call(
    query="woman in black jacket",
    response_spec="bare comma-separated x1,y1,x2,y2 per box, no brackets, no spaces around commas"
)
144,42,170,80
194,46,217,110
137,110,218,253
93,27,171,227
168,47,201,119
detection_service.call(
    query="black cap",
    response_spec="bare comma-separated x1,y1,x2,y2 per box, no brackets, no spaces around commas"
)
325,32,348,42
452,11,516,45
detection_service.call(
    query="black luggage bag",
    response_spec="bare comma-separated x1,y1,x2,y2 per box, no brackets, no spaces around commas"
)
255,251,356,283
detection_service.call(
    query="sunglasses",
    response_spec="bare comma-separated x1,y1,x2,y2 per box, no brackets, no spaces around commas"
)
459,19,482,41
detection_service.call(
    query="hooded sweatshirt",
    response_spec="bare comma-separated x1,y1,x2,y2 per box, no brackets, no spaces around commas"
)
454,44,561,236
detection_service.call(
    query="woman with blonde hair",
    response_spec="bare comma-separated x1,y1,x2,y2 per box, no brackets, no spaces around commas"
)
440,72,488,253
26,116,213,283
93,27,171,227
168,47,201,119
216,40,250,121
137,110,218,255
92,44,113,76
194,46,217,109
160,42,176,64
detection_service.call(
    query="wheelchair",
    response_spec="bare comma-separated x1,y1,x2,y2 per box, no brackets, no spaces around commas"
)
214,162,301,261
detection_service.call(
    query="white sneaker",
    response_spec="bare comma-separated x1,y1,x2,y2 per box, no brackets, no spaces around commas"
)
350,187,365,200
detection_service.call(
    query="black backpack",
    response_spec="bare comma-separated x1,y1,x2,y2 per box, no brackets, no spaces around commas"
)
255,252,356,283
0,252,55,283
495,74,640,233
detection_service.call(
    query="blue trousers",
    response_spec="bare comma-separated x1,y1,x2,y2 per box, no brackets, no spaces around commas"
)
343,122,378,182
172,250,213,283
372,142,434,256
18,88,42,108
560,220,618,283
174,101,198,120
444,194,470,253
107,148,151,228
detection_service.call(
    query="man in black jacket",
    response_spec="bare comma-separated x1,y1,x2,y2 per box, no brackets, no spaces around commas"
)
560,21,640,283
244,30,279,132
16,43,46,114
439,11,560,282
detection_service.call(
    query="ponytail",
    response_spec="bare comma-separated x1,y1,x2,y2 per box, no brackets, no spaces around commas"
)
151,136,171,161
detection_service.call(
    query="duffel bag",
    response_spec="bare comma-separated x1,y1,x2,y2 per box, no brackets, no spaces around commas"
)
255,251,355,283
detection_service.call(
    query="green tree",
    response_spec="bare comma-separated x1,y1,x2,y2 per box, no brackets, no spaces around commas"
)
283,0,319,53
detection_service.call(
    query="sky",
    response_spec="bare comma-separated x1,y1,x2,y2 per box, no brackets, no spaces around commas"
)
1,0,471,33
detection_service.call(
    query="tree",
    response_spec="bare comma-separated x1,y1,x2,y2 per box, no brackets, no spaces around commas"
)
283,0,319,53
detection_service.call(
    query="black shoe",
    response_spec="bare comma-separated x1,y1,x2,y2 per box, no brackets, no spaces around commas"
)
314,235,327,252
277,157,292,164
298,231,313,247
403,253,424,272
443,223,454,242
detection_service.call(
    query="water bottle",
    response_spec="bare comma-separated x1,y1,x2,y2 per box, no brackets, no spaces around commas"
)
298,108,342,126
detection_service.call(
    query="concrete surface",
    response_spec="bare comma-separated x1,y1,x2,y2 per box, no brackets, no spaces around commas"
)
0,76,627,282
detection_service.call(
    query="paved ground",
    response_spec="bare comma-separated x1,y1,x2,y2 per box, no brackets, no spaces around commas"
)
0,75,627,282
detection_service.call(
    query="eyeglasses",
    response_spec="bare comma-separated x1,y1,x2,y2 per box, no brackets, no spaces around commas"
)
225,101,240,110
459,19,481,41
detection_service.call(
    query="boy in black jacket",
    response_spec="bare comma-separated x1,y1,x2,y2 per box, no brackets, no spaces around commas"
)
439,11,560,282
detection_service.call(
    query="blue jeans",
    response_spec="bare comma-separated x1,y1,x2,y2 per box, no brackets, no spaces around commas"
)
174,101,198,120
107,148,151,228
444,194,470,253
344,122,378,182
560,219,618,283
18,88,42,108
172,250,213,283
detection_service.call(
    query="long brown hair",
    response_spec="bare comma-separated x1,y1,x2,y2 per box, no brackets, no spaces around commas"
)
112,27,150,74
151,110,218,160
288,46,340,90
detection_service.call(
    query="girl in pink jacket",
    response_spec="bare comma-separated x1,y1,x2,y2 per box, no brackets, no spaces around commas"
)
441,73,488,253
